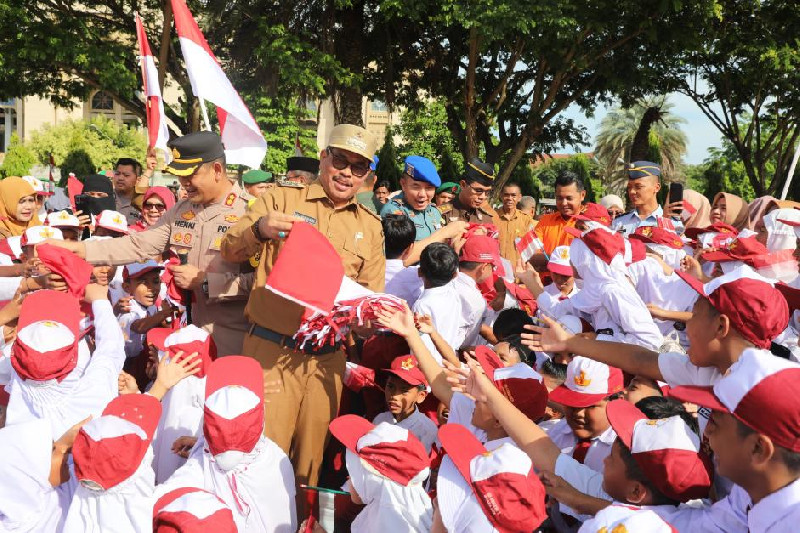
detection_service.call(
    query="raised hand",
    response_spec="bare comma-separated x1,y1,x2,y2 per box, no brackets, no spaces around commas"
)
521,315,571,353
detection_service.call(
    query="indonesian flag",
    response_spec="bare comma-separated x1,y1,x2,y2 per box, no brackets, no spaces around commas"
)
516,229,545,264
294,131,303,156
136,14,172,165
171,0,267,168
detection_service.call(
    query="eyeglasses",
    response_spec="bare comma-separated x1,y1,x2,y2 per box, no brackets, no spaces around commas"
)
467,184,492,197
326,148,371,177
143,202,166,211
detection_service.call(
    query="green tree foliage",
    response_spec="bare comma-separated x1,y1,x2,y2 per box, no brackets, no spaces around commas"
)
693,144,756,202
375,128,402,191
532,154,603,202
396,100,464,174
0,133,37,177
439,148,461,183
247,95,318,175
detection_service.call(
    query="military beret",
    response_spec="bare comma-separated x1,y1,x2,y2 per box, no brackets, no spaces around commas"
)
242,169,273,184
164,131,225,176
370,155,379,172
403,155,441,187
464,157,495,186
436,182,461,195
628,161,662,180
286,156,320,174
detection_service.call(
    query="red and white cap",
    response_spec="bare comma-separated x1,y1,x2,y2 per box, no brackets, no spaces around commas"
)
606,400,713,502
675,265,788,349
777,214,800,239
36,243,95,299
73,394,162,491
94,210,129,234
460,235,503,271
572,203,612,227
670,348,800,453
153,487,236,533
147,327,173,353
474,345,549,422
546,245,573,276
11,290,80,382
548,356,624,408
383,354,428,388
577,505,677,533
329,414,430,486
0,236,22,261
684,222,739,241
163,325,217,379
21,175,45,194
203,356,264,458
46,210,81,229
20,225,62,246
123,259,164,281
438,424,547,532
564,227,645,266
700,236,768,264
629,226,684,250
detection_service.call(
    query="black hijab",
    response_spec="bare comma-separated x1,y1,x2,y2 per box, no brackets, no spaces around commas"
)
82,174,116,213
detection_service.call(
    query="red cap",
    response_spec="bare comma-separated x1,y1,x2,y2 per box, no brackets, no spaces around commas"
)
438,424,547,532
670,348,800,452
11,290,80,382
606,400,713,502
573,203,612,227
153,488,237,533
383,355,428,387
700,236,768,263
629,226,684,250
73,394,162,491
146,328,173,353
203,356,264,456
36,243,94,299
548,356,624,408
684,222,739,240
503,280,538,316
474,346,549,422
675,266,788,349
163,325,217,379
460,235,503,271
329,414,430,486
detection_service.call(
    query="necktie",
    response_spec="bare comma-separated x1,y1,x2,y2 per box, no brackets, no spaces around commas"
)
572,439,592,464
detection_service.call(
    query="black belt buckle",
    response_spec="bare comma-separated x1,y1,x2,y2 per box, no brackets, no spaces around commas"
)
596,328,614,336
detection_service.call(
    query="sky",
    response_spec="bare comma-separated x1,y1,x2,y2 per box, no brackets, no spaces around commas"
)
561,91,725,164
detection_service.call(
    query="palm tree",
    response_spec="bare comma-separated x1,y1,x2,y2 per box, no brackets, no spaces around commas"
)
594,97,688,194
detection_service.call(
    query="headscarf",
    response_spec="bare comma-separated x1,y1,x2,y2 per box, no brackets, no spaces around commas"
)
82,174,117,213
746,196,777,230
346,449,433,533
763,208,800,252
143,186,177,212
680,189,711,229
0,177,40,237
599,194,624,212
711,192,749,230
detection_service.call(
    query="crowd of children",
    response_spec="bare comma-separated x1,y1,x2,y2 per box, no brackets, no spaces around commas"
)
1,160,800,533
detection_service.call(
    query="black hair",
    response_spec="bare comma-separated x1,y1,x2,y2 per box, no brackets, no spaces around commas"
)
735,418,800,473
458,260,484,272
503,334,533,366
374,180,390,192
554,170,585,192
502,182,522,192
116,157,142,177
492,308,533,340
540,358,567,383
383,215,416,260
419,243,458,288
636,396,699,435
617,440,680,506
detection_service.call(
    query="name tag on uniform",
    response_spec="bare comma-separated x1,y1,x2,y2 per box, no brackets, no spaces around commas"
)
294,212,317,226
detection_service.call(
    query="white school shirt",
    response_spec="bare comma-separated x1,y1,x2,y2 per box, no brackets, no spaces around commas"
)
373,407,438,454
446,391,487,443
156,435,296,533
657,352,723,387
117,298,156,359
4,300,125,437
746,476,800,532
385,263,424,307
413,281,462,364
0,277,21,302
542,418,616,473
453,272,487,347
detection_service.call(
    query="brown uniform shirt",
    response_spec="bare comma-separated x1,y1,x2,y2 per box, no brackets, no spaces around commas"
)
84,183,254,355
439,196,501,226
220,181,385,337
497,208,536,263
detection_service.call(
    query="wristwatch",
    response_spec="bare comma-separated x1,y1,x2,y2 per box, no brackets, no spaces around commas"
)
252,217,268,243
201,278,209,297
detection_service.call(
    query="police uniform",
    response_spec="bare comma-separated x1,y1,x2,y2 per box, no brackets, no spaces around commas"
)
440,158,501,226
379,155,443,241
83,132,253,356
611,161,684,235
220,124,385,495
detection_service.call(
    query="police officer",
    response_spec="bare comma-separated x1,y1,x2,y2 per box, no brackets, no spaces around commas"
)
440,157,501,225
43,131,254,356
241,169,274,199
221,124,384,504
380,155,443,241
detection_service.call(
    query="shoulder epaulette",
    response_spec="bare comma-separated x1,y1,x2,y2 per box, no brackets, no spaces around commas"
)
438,203,453,214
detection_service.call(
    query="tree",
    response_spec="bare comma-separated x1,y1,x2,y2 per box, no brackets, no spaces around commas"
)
247,95,318,174
531,154,602,202
0,133,37,177
396,99,465,175
676,0,800,197
375,128,402,190
594,98,688,194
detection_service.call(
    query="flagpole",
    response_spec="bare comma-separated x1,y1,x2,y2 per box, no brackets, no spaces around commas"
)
781,137,800,200
198,96,211,131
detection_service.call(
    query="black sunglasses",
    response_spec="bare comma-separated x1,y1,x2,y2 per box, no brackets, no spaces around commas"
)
327,148,371,177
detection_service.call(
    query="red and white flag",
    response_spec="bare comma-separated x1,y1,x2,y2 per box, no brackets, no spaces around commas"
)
515,229,545,264
135,14,172,165
171,0,267,168
294,131,303,156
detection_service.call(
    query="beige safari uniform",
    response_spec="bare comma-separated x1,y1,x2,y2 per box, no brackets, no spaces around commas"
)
84,183,254,356
220,181,384,492
497,208,536,263
440,196,501,226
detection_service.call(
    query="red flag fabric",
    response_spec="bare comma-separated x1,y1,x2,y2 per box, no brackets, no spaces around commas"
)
135,13,172,164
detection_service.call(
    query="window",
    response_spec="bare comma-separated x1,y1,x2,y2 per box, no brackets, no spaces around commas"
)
91,91,114,111
370,100,387,112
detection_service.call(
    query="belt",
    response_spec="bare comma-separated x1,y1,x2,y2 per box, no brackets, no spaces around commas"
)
595,328,614,336
248,324,342,355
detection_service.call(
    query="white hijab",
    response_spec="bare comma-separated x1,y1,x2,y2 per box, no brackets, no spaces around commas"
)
567,237,638,314
61,448,155,533
764,208,800,252
346,449,433,533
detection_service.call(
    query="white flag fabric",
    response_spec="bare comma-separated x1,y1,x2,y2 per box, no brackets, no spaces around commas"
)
135,14,172,164
171,0,267,168
516,229,545,264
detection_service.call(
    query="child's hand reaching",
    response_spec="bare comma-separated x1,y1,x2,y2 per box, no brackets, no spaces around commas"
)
521,315,571,353
171,436,198,459
118,371,139,395
147,351,201,401
415,313,434,335
374,303,417,338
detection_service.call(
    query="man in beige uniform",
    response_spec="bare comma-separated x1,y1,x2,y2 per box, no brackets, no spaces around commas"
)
221,124,385,497
45,132,253,356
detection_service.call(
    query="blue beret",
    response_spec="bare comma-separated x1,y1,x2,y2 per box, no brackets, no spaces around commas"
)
628,161,662,180
370,155,379,171
403,155,441,187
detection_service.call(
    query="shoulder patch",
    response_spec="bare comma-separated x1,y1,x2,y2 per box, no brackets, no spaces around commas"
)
224,193,236,207
438,203,453,214
357,202,383,222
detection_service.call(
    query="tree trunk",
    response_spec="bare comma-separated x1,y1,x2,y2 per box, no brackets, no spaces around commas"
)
333,4,364,126
630,106,662,162
463,27,480,162
158,0,173,91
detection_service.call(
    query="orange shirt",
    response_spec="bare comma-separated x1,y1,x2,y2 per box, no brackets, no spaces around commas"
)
533,211,578,256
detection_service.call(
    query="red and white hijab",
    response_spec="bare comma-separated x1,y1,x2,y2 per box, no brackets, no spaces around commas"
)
153,487,237,533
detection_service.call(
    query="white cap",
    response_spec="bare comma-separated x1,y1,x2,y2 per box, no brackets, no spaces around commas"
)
94,210,129,235
46,210,81,229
